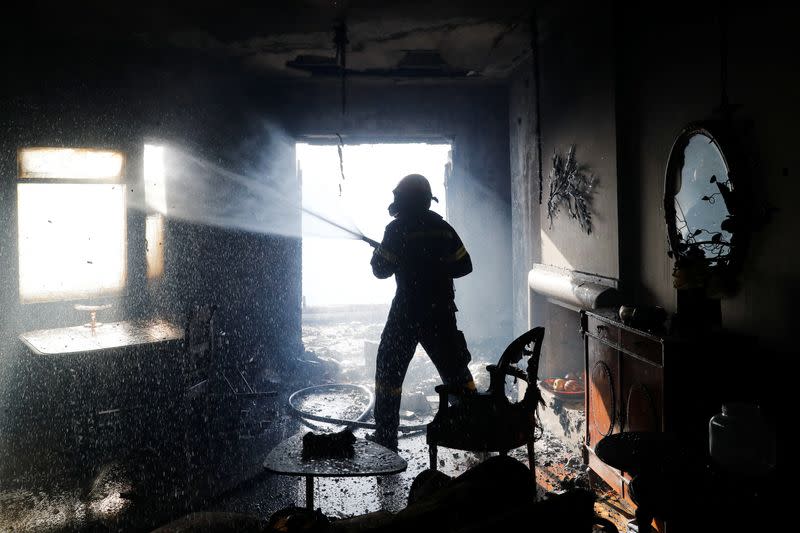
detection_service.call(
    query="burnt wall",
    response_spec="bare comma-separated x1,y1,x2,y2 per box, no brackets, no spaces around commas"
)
509,1,792,445
511,1,800,353
508,1,618,454
509,0,618,380
0,48,302,491
616,4,798,359
509,58,541,337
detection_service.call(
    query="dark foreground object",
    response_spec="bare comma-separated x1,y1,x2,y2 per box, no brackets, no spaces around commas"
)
332,455,607,533
155,456,611,532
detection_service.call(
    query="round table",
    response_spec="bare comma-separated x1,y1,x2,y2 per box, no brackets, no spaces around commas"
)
263,434,407,510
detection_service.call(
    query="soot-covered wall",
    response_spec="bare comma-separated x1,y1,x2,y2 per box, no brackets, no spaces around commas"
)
510,3,798,350
0,49,302,487
616,4,797,359
0,49,303,342
510,0,618,389
511,1,796,384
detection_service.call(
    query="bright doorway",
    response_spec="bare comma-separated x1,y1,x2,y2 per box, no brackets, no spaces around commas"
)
296,141,451,378
298,142,451,310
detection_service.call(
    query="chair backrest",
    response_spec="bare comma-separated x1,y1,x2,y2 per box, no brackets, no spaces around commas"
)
486,327,545,400
184,303,218,390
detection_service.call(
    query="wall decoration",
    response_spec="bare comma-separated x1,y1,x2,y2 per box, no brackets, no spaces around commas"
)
546,145,596,234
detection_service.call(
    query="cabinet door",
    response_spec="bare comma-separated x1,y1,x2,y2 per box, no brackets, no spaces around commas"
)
586,337,619,449
620,354,663,433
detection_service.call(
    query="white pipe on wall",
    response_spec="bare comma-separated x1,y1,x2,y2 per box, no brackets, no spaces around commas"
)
527,263,619,311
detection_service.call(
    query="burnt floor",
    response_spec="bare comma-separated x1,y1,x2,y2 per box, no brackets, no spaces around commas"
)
208,425,627,525
1,312,633,531
1,423,634,532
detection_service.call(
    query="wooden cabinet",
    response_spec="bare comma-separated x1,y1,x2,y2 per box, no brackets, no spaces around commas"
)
583,310,669,507
582,309,747,505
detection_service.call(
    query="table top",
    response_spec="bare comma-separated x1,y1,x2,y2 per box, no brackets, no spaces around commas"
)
19,318,184,356
264,433,407,478
594,431,690,476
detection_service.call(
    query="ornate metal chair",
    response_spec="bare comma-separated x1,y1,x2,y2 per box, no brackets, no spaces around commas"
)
426,327,545,473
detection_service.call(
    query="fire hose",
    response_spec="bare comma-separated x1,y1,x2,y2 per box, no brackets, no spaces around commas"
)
287,383,428,433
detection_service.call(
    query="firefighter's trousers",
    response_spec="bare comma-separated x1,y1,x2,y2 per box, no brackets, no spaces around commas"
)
373,300,475,447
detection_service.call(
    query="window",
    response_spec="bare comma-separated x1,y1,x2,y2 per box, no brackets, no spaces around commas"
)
143,144,167,279
17,148,127,303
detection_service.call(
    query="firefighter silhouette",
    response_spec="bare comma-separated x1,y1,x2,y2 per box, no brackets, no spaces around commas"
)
368,174,476,451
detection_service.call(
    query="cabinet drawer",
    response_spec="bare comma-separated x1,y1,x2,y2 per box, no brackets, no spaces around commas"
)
586,315,619,344
619,330,663,365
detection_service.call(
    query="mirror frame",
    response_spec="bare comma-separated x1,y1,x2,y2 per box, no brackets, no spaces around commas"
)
663,121,749,295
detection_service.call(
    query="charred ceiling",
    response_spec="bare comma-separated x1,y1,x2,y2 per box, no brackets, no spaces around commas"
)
6,0,539,79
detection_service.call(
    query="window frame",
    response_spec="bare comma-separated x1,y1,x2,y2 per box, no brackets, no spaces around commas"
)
143,143,167,281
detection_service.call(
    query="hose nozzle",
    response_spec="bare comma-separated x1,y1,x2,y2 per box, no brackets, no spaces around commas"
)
362,236,380,248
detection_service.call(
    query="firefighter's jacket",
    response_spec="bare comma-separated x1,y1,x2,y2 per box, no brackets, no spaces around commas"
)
370,210,472,315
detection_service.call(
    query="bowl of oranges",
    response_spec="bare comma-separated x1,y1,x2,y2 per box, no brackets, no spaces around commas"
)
540,373,584,400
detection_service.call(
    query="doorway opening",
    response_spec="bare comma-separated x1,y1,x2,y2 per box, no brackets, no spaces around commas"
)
296,141,451,384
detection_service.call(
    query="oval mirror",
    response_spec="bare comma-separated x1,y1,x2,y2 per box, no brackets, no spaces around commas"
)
664,123,746,294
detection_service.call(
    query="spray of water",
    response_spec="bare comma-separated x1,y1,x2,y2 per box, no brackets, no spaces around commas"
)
134,144,377,246
300,208,379,247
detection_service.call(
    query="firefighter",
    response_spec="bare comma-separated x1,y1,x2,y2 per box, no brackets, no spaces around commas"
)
368,174,476,451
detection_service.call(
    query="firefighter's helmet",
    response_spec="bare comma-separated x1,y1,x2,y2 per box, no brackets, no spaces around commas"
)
388,174,439,216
